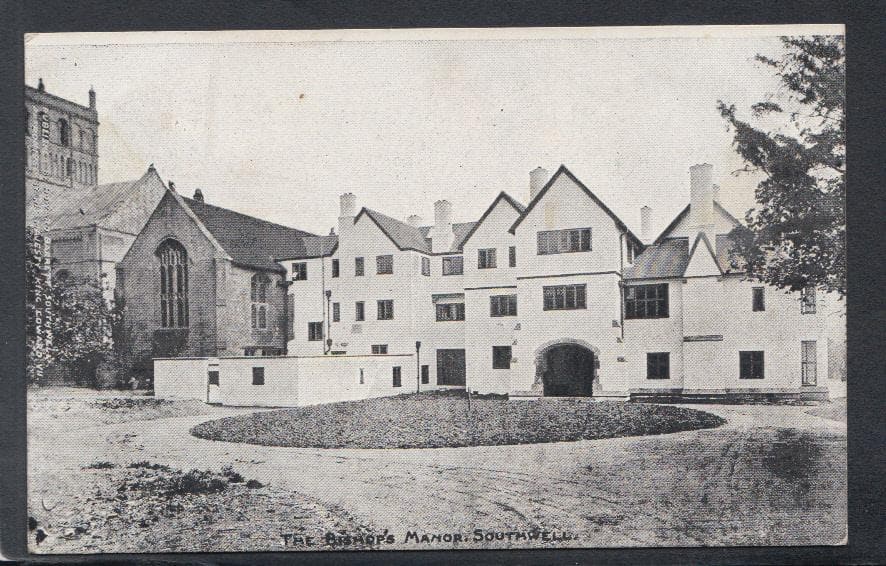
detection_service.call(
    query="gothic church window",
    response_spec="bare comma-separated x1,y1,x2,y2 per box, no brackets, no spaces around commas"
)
251,274,270,329
157,239,189,328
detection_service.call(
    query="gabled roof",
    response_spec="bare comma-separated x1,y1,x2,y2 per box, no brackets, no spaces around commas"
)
358,208,433,253
356,207,478,254
275,234,339,261
684,232,723,277
179,195,317,272
652,201,743,244
507,165,643,247
623,238,690,280
458,191,525,248
624,233,743,280
38,167,167,234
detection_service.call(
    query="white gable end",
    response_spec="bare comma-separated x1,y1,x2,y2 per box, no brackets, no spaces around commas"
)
665,203,740,239
684,234,722,277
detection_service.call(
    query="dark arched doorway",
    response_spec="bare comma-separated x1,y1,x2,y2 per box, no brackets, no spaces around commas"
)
540,343,595,397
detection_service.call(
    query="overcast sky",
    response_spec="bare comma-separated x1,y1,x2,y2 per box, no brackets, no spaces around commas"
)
25,27,840,237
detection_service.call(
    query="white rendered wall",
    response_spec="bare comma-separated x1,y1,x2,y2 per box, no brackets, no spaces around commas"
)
461,197,522,393
680,276,828,392
622,279,685,391
153,357,211,401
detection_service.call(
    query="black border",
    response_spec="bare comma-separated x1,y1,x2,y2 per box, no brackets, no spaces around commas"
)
2,1,883,563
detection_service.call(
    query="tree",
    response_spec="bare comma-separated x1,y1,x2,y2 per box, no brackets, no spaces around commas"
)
50,274,120,385
718,36,845,296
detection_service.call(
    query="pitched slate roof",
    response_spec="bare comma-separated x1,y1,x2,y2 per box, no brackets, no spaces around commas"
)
624,233,743,280
275,234,339,261
623,238,690,280
357,207,478,254
508,165,643,247
37,167,167,234
180,196,317,272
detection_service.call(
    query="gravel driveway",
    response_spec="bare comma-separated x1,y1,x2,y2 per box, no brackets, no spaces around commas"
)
28,391,846,551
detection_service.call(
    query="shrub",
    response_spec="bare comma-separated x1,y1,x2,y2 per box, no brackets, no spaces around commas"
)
82,461,116,470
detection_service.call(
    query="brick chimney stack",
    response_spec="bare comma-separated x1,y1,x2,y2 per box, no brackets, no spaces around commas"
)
89,86,96,109
193,188,204,203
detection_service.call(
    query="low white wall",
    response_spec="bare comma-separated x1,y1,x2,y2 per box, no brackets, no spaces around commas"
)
295,354,415,406
156,354,416,407
153,357,211,401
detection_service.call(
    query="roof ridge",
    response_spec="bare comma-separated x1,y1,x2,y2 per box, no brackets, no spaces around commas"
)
181,196,317,237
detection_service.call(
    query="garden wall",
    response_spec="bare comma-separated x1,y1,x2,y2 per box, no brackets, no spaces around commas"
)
153,354,415,407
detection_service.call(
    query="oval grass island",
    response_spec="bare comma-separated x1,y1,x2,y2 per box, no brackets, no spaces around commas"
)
191,391,726,449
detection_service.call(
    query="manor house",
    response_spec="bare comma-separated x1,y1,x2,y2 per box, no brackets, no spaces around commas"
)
118,163,830,400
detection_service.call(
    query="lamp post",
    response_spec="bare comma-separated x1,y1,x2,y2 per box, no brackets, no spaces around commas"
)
415,341,422,393
324,289,332,354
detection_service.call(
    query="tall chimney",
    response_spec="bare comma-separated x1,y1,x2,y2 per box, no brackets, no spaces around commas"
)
529,167,549,202
192,188,204,203
430,200,454,253
37,78,45,92
89,86,96,110
640,205,652,243
338,193,357,241
407,214,423,228
689,163,714,237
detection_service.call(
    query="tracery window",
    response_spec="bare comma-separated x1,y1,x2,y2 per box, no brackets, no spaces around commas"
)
251,274,270,329
157,240,188,328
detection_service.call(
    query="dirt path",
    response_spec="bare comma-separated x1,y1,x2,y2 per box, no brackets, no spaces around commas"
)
28,395,847,551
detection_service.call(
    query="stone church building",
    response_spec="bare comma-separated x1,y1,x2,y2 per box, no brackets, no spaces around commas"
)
115,186,322,376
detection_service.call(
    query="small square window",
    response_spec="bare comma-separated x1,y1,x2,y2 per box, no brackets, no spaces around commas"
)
208,370,219,385
392,366,402,387
355,301,365,321
377,299,394,320
492,346,512,369
308,322,323,341
252,367,265,385
478,248,497,269
646,352,670,379
421,256,430,276
442,256,463,275
739,351,765,379
376,254,393,275
421,365,429,384
291,262,308,281
331,259,339,278
355,257,365,276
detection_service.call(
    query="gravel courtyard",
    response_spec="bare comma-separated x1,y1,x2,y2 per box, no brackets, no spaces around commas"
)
27,388,847,552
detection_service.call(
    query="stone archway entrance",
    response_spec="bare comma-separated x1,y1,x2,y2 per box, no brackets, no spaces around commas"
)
534,340,598,397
